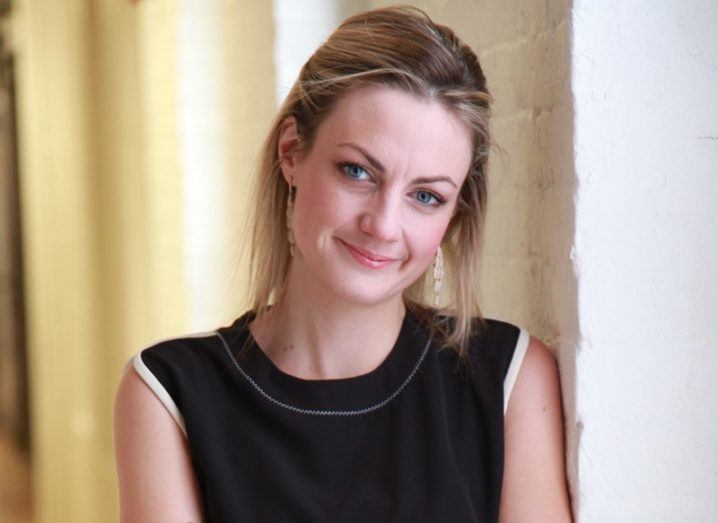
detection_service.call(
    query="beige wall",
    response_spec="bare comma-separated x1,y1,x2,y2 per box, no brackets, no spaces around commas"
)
178,1,275,331
370,0,575,357
13,1,106,519
10,0,275,520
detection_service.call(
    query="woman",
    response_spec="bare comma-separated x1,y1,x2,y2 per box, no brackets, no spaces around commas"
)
114,6,572,522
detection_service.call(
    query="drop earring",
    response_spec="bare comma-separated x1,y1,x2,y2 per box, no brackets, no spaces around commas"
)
286,180,295,257
433,246,444,308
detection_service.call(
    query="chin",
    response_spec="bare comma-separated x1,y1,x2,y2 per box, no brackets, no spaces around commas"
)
317,271,398,306
327,267,426,307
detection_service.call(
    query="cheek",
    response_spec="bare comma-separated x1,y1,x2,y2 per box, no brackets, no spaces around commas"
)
293,178,354,239
407,221,449,261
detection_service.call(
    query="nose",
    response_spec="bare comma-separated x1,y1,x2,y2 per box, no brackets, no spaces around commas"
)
359,193,402,243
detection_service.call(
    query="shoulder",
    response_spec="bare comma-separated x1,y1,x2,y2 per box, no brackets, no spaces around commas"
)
135,329,224,369
114,348,207,521
133,322,252,390
460,316,527,378
500,336,572,521
418,306,524,373
504,336,561,418
423,309,528,402
121,328,229,436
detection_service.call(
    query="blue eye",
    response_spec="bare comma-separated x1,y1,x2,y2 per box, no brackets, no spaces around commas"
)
341,163,371,180
415,190,444,207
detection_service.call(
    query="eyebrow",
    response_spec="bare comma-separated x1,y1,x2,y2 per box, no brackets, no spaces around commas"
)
337,142,458,188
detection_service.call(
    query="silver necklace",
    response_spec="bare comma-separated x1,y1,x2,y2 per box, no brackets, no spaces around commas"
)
215,331,433,416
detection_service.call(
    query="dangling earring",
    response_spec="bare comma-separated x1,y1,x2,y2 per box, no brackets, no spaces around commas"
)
433,246,444,308
286,180,295,257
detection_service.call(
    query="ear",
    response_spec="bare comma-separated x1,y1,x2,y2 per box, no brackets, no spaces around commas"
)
277,116,302,185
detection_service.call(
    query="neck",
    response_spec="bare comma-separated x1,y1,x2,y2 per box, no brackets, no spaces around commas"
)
250,263,406,380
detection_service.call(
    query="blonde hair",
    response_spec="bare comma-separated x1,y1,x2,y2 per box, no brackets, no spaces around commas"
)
247,6,491,361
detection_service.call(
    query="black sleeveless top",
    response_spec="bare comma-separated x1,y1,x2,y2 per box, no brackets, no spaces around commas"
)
130,308,526,522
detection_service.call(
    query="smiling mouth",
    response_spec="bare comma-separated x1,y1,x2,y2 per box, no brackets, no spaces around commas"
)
339,240,399,268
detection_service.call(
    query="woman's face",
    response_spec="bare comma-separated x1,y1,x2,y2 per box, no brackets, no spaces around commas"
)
279,85,473,307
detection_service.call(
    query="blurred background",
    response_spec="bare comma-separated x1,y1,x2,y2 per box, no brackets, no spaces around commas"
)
0,1,716,522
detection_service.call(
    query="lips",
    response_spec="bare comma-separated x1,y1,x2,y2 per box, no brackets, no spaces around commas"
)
343,241,394,261
339,239,399,269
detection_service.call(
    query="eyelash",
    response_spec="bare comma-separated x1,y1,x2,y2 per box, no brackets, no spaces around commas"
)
338,162,447,208
340,163,372,181
414,190,445,207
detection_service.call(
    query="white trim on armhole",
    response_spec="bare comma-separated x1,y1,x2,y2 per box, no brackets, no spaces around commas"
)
130,352,189,438
503,328,530,414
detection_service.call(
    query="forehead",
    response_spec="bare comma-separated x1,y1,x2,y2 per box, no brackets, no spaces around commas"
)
314,85,473,182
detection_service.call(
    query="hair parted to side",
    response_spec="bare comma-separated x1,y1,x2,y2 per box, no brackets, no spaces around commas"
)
247,5,492,362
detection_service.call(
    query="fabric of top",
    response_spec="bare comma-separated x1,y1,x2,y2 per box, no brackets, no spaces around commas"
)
131,307,524,522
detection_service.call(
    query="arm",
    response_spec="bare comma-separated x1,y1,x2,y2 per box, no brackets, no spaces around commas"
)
499,336,573,522
114,363,206,522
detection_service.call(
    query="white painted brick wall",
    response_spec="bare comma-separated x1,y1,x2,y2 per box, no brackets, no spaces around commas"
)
572,1,718,520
